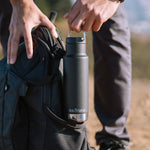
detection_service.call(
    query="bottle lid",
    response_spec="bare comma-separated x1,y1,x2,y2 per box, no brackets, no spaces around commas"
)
66,31,86,44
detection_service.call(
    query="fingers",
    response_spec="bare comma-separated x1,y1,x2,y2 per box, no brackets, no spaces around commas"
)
7,26,20,64
92,16,102,32
66,11,101,32
41,16,58,38
7,25,33,64
24,26,33,59
81,12,96,32
70,12,86,32
7,33,12,64
66,1,81,30
7,16,58,64
65,1,102,32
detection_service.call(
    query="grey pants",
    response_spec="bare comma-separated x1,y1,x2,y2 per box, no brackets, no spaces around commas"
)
0,0,131,148
93,4,131,147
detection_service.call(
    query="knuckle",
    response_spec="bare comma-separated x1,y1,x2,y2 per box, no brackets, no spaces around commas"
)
41,15,48,23
93,8,98,16
47,25,53,31
80,0,84,6
75,29,80,32
96,14,102,23
43,15,48,20
72,25,80,32
85,4,92,12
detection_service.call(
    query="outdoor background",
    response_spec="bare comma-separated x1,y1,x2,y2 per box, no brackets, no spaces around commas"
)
0,0,150,149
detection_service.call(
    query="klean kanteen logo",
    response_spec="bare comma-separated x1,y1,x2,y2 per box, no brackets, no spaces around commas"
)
68,108,86,113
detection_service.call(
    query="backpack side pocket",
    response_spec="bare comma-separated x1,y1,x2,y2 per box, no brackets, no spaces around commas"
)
42,72,95,150
0,70,28,150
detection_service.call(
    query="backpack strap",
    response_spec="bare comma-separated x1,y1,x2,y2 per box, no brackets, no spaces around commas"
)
43,104,84,129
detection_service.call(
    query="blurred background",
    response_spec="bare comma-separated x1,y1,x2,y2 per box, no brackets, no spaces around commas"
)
0,0,150,149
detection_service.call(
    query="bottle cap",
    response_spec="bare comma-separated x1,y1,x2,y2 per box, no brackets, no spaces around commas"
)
66,31,86,44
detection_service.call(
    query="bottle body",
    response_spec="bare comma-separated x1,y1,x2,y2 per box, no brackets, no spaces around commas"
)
63,37,89,123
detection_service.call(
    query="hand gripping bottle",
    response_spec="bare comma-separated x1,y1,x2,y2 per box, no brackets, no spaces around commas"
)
63,32,89,123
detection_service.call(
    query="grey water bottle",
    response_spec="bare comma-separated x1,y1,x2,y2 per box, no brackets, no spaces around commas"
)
63,32,89,123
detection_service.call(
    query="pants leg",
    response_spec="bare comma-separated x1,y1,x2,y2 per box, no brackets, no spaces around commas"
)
93,4,131,147
0,0,12,56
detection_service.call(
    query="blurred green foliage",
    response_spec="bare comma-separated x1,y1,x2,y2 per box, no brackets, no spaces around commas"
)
36,0,71,18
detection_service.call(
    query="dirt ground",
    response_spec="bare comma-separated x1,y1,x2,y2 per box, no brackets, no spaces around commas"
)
86,75,150,150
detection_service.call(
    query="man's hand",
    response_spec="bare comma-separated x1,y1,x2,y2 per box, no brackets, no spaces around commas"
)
64,0,120,32
8,0,58,64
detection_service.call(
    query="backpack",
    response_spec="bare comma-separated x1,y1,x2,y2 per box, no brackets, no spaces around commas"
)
0,25,95,150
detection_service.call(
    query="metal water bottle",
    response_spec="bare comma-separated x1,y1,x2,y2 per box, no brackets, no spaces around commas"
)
63,32,89,123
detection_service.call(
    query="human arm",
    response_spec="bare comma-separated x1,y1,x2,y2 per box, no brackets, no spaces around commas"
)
64,0,120,32
8,0,58,64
